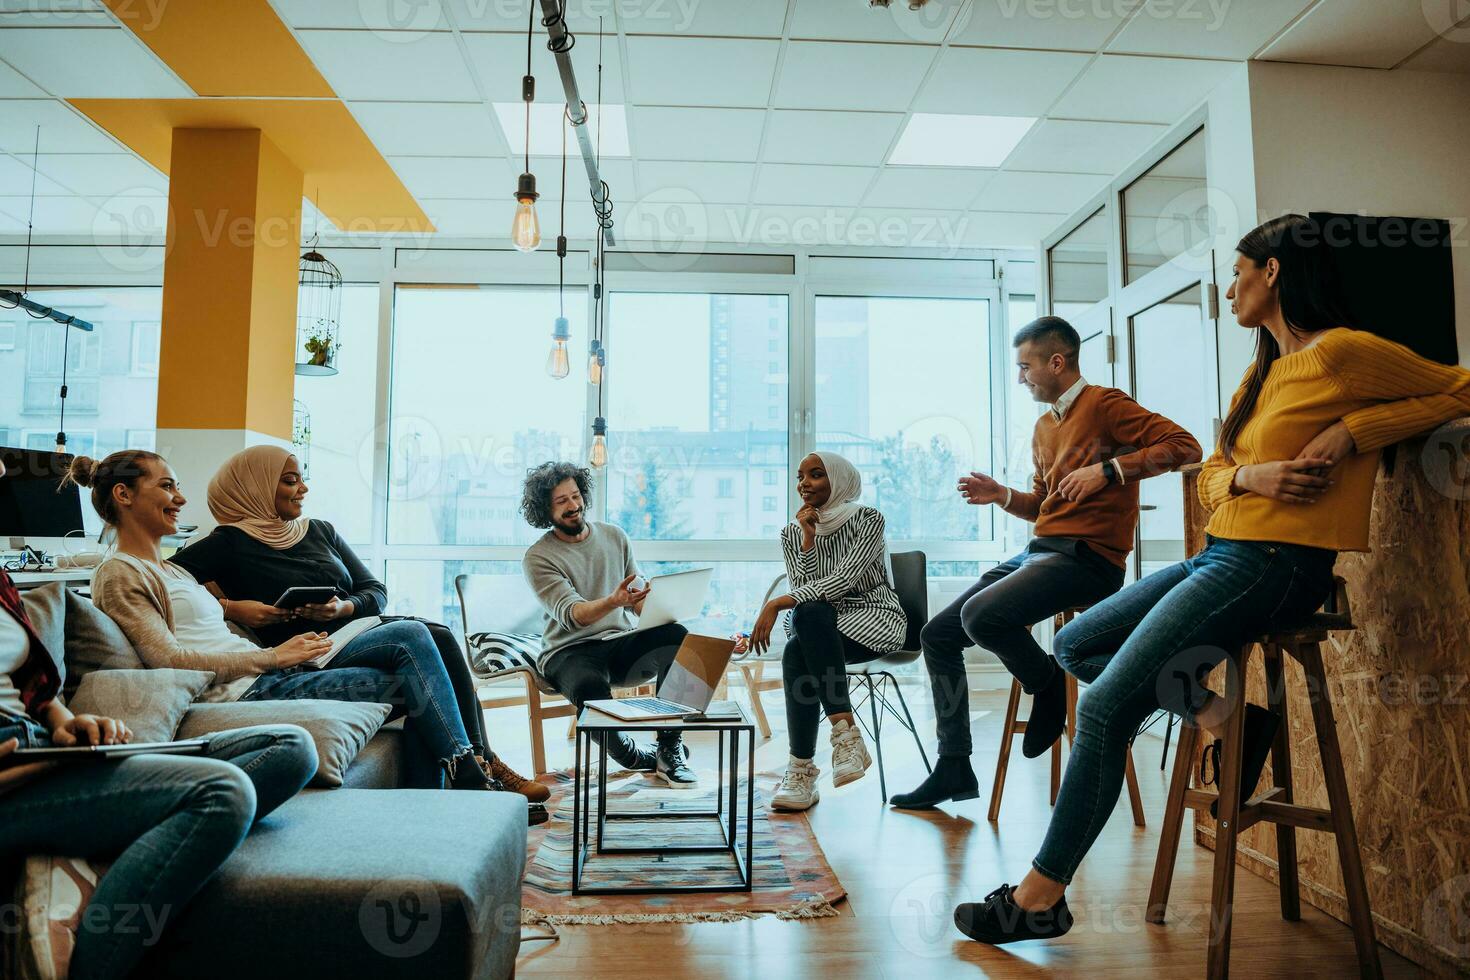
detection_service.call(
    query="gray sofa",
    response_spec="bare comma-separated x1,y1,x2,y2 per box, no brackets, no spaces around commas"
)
12,583,528,980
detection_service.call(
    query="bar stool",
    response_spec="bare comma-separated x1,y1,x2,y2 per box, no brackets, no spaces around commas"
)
1145,577,1382,980
988,606,1146,826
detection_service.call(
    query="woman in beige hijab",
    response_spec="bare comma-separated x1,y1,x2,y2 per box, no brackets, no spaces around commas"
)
172,445,549,806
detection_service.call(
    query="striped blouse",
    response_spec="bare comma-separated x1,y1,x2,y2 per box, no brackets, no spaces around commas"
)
780,506,906,653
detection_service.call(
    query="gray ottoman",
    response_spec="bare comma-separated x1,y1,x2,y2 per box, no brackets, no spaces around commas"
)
141,789,528,980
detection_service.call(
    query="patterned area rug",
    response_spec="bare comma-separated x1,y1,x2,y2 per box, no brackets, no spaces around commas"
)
521,770,847,925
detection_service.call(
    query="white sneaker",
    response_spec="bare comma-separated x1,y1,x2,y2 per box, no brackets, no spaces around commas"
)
771,759,821,811
829,719,872,787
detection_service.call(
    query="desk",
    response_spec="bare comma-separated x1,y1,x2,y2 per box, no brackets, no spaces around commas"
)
9,568,94,590
571,706,755,896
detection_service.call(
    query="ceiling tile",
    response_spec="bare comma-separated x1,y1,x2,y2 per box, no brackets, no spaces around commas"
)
620,200,751,248
0,59,44,96
636,161,754,204
349,101,508,156
295,30,479,101
959,209,1067,248
865,166,992,209
857,208,972,249
630,106,766,162
971,170,1109,214
0,8,112,26
528,157,635,204
1402,34,1470,73
445,0,623,34
1003,118,1167,173
31,153,165,196
1258,0,1443,69
461,30,626,105
93,194,169,239
1107,0,1312,59
0,155,72,196
951,0,1129,51
387,156,515,200
762,110,905,166
0,28,190,97
751,163,875,206
917,46,1089,115
774,41,936,111
416,197,503,235
0,194,100,232
625,36,780,108
623,0,787,37
1049,54,1236,123
270,0,447,31
0,100,123,153
787,0,966,43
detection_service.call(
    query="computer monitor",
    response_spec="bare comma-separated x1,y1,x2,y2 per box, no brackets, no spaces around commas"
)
0,448,86,539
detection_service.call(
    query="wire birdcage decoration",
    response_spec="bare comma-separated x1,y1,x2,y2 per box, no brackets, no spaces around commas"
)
295,239,343,377
292,399,312,478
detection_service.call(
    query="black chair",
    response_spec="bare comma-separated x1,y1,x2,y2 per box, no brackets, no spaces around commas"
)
846,550,932,804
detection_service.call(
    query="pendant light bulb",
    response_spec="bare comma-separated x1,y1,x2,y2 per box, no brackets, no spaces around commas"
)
587,339,604,385
546,316,571,379
588,417,608,469
512,173,541,252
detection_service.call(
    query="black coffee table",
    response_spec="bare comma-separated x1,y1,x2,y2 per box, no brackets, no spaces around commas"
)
571,705,755,896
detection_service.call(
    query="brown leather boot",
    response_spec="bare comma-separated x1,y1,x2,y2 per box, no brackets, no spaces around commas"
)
482,754,551,803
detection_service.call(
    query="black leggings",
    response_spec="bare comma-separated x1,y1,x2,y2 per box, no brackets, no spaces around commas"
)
781,601,882,759
405,619,489,756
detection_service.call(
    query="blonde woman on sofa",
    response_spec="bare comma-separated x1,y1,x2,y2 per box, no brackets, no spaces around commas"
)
0,460,318,980
169,445,547,805
76,451,546,824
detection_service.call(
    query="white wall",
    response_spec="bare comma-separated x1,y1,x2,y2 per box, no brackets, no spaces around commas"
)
1246,61,1470,371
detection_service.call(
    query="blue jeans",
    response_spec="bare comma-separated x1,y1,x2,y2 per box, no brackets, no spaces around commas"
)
242,619,472,788
0,721,316,980
1033,536,1335,885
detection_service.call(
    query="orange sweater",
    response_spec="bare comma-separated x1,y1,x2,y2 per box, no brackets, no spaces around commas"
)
1200,328,1470,552
1005,385,1203,567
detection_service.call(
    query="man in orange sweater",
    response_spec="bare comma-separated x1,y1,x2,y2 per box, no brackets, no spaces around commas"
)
891,316,1201,809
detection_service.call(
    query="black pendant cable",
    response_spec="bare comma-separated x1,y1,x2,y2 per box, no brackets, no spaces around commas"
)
545,97,571,378
510,0,540,250
586,16,613,468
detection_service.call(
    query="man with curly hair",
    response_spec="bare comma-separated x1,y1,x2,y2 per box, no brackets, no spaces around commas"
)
519,462,696,787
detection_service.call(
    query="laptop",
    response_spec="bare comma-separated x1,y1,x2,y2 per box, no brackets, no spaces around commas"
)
586,634,736,721
598,567,713,641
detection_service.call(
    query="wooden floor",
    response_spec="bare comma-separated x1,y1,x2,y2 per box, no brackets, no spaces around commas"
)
489,677,1421,979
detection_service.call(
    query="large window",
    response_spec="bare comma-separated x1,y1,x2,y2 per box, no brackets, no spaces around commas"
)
0,286,161,458
1122,127,1207,284
814,295,993,545
605,292,789,540
386,285,588,547
293,284,380,544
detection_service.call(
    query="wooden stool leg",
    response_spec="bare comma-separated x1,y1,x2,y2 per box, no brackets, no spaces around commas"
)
740,663,772,740
1051,674,1078,805
1147,717,1200,923
527,680,549,777
1207,645,1252,980
988,679,1022,823
1124,746,1146,827
1261,643,1300,920
1298,642,1383,979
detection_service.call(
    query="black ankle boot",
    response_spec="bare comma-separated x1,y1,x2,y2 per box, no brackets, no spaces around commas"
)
889,756,980,809
1022,662,1068,759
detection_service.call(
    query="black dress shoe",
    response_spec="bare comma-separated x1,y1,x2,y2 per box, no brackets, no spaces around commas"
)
1202,703,1281,817
889,757,980,809
954,883,1073,945
1022,664,1068,759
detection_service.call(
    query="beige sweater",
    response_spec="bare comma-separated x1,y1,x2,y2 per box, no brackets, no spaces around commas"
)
92,553,278,702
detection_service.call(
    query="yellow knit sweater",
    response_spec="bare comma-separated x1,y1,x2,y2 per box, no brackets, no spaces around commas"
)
1200,328,1470,552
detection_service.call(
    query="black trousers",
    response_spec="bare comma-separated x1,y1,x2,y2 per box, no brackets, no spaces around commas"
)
543,623,690,749
385,618,489,756
781,601,883,760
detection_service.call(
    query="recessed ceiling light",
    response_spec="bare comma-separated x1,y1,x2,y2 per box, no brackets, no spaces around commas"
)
492,102,630,157
889,113,1037,168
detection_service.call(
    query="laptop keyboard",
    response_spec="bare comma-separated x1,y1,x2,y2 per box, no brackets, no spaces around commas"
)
621,697,691,713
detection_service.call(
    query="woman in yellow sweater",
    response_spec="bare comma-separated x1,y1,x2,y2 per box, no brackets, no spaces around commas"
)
954,212,1470,945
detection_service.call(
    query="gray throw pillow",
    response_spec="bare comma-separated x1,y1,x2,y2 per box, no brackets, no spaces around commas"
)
67,668,215,743
62,588,145,694
176,700,392,788
18,583,67,687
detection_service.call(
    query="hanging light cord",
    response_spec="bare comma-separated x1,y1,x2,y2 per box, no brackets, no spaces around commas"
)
524,0,534,176
559,108,567,317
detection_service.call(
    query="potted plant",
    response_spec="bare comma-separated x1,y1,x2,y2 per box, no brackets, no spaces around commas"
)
303,333,338,368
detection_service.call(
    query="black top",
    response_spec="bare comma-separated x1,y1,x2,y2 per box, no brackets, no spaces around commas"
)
171,520,386,648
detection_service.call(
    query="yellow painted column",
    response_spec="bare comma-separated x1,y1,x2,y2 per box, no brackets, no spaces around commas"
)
156,128,302,526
